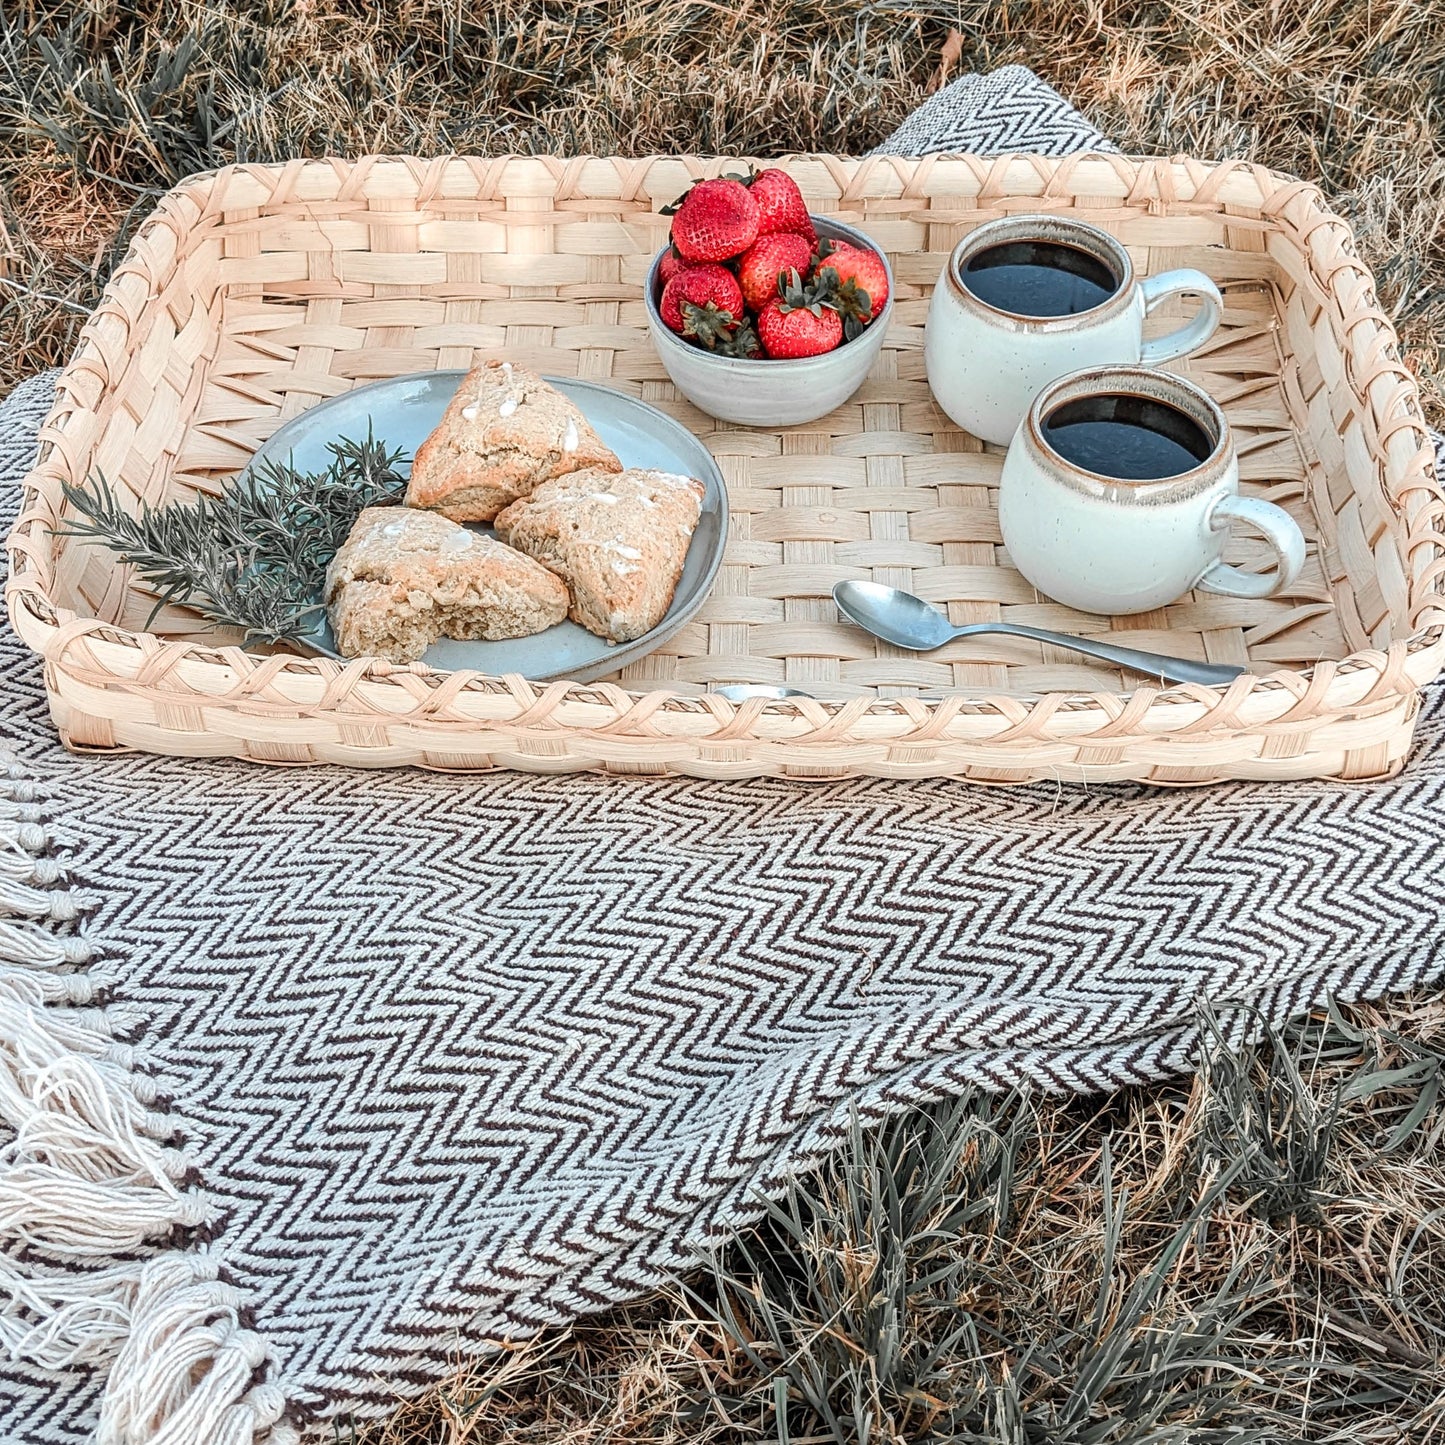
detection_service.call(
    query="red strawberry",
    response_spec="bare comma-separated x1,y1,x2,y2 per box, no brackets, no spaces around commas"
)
749,168,815,241
813,239,890,328
736,232,813,313
657,248,690,287
660,263,746,347
756,268,843,359
668,178,760,262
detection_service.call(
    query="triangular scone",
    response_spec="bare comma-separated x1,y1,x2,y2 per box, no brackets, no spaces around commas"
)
493,467,706,643
325,506,568,662
405,360,620,522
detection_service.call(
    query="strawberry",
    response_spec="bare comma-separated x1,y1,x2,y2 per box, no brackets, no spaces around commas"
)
667,178,760,262
736,232,813,313
660,263,746,347
657,247,690,287
756,268,843,358
812,238,889,332
748,168,815,241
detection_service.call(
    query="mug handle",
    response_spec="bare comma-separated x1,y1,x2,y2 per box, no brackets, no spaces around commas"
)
1198,495,1307,599
1138,269,1224,364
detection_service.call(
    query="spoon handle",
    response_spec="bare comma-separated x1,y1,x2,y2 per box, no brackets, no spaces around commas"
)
962,623,1247,686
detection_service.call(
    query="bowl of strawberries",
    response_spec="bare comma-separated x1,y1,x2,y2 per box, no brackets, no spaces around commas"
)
645,168,893,426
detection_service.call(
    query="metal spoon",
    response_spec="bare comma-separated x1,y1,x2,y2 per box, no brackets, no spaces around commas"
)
833,580,1247,687
713,684,815,702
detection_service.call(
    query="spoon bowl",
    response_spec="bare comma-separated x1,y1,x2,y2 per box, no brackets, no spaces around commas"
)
833,580,956,650
713,684,815,702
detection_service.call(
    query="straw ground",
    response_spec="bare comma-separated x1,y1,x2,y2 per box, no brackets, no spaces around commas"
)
1,3,1443,1440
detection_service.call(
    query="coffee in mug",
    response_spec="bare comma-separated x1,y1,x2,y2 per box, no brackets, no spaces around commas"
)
1040,391,1215,480
959,237,1121,317
925,214,1224,446
998,367,1307,616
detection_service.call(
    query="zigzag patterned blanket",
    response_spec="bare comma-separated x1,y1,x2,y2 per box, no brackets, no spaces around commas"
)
3,66,1443,1444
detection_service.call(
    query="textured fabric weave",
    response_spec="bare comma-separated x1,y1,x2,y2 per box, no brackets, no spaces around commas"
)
2,69,1442,1442
868,65,1114,156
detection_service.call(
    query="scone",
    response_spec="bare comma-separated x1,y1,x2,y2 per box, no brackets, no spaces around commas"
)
493,467,706,643
324,506,568,663
405,360,620,522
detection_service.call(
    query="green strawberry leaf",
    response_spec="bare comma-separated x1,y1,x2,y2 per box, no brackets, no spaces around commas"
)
680,299,740,348
714,317,762,358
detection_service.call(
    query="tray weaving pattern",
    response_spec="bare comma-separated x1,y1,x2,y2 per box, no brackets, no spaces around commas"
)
6,153,1444,783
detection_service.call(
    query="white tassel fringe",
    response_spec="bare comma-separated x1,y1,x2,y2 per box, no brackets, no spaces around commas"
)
1,756,290,1443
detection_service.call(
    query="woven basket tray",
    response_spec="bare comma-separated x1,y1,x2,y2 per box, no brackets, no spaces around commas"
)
7,153,1444,783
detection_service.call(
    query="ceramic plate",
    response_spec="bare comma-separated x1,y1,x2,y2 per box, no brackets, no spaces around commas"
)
245,371,728,682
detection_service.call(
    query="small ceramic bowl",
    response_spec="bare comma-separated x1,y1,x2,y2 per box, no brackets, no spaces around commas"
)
644,216,894,427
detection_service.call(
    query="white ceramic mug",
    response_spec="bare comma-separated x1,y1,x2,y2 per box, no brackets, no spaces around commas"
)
998,366,1307,616
925,214,1224,446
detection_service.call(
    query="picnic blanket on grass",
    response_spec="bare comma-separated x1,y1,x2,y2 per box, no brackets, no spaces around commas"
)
3,65,1443,1444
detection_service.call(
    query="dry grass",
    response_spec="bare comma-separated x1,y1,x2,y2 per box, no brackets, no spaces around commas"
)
1,4,1443,1440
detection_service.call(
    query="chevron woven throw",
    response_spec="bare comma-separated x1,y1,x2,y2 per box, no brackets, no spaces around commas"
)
4,66,1444,1445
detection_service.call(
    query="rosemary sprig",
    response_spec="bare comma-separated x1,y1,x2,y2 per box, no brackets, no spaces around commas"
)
58,430,409,641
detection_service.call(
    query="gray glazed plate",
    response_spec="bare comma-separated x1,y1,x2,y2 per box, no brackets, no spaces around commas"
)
245,371,729,682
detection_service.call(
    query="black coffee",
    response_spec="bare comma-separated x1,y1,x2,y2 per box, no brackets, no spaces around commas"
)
1042,394,1215,481
961,239,1120,317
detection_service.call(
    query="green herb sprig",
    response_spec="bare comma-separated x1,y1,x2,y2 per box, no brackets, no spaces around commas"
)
59,430,409,641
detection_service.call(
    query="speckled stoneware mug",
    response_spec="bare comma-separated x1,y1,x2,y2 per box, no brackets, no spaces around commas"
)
925,213,1224,446
998,366,1307,616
